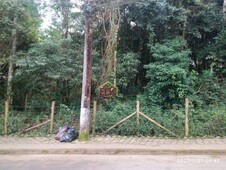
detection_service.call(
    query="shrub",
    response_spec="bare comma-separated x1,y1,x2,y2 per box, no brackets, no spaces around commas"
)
95,98,226,138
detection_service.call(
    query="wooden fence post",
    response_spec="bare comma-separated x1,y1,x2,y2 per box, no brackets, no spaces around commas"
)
4,101,9,135
24,94,28,111
50,101,55,133
136,101,140,125
92,101,97,136
185,98,189,137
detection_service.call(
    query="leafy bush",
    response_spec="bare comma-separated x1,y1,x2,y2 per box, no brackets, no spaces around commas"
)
189,105,226,137
95,98,226,138
95,99,180,137
0,104,80,136
1,98,225,138
54,104,80,132
0,101,4,113
117,52,140,88
189,71,226,107
95,100,135,135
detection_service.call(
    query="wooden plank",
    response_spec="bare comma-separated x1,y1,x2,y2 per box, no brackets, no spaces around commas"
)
19,119,51,134
139,112,176,136
106,112,136,133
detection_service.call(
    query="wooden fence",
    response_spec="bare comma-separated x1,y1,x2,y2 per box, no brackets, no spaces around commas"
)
3,98,190,137
92,98,190,137
3,101,55,135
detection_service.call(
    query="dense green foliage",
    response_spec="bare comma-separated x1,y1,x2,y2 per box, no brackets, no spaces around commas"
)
1,0,226,137
145,37,191,107
0,104,80,136
0,0,41,98
95,99,226,137
15,38,83,105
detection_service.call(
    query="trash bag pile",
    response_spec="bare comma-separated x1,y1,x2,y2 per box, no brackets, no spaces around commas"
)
55,125,78,142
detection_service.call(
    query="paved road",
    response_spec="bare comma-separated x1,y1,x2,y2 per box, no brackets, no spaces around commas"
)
0,155,226,170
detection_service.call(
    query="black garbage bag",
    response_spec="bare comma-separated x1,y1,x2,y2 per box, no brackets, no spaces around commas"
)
55,125,68,141
55,125,78,142
60,127,78,142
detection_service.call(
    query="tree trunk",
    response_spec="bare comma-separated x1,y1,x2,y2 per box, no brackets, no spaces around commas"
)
79,0,93,141
113,5,121,86
61,0,70,39
55,0,71,103
224,0,226,23
100,1,121,84
113,50,117,86
7,5,17,103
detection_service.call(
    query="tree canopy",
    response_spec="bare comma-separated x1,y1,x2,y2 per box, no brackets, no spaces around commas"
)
1,0,226,109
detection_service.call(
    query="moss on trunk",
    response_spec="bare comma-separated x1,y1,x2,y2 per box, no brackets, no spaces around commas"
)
79,131,89,141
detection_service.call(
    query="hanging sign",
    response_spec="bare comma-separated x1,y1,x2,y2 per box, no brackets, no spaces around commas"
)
99,81,118,98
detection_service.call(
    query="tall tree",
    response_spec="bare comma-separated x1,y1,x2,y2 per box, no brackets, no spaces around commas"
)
51,0,73,38
50,0,77,104
117,0,187,89
7,1,17,103
145,37,191,107
95,0,121,85
224,0,226,22
0,0,14,99
16,38,83,105
0,0,41,104
79,0,93,141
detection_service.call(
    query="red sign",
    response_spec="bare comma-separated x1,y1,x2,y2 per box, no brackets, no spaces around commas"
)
100,88,116,97
99,81,118,98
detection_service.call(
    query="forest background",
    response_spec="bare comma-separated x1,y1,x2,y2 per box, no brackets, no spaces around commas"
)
0,0,226,137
